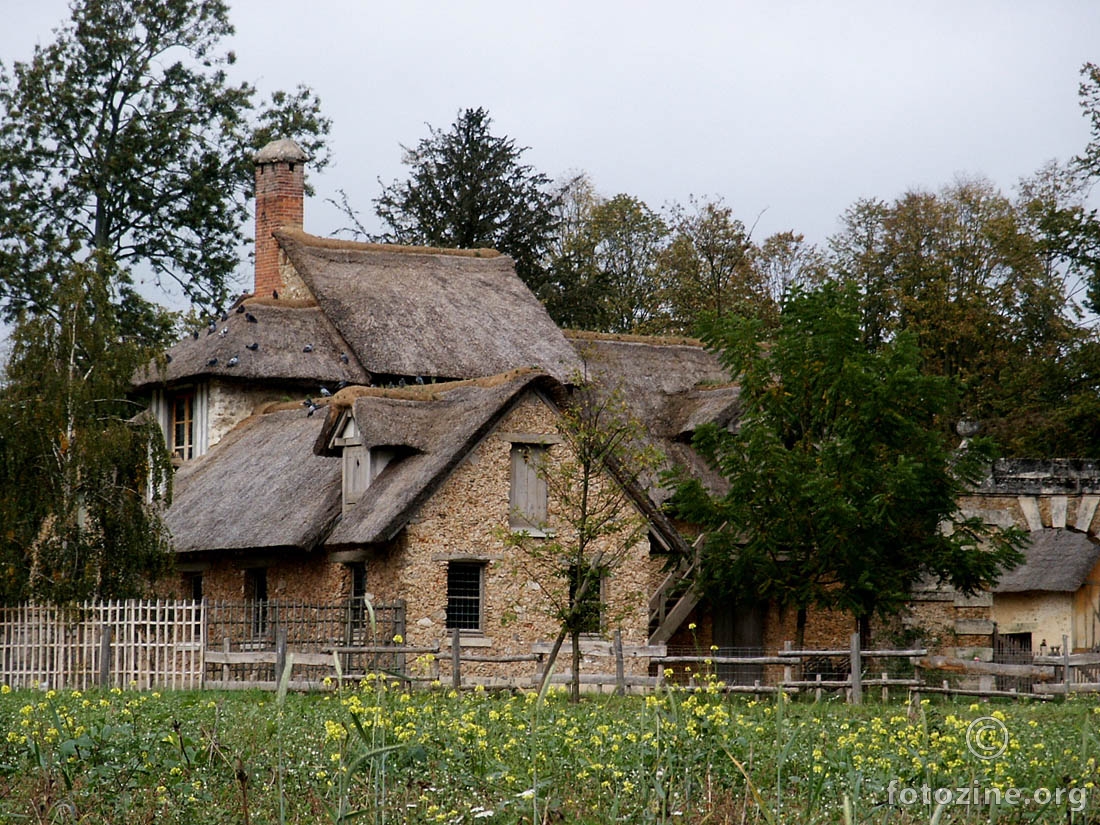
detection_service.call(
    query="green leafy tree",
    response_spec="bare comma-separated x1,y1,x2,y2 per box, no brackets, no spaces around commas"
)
544,194,668,333
0,259,174,604
828,178,1096,453
502,382,660,702
652,197,769,334
373,107,560,294
0,0,331,343
670,283,1023,646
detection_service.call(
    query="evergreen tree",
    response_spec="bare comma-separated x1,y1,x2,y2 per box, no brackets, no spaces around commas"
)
373,107,559,294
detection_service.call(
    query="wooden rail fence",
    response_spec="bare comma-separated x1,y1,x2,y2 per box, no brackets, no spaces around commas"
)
3,602,1100,701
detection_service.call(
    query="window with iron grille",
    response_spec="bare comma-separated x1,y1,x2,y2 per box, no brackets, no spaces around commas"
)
446,561,483,631
245,567,268,637
568,563,602,635
348,562,367,627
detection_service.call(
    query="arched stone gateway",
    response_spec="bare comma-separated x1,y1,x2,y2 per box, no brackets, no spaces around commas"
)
914,460,1100,661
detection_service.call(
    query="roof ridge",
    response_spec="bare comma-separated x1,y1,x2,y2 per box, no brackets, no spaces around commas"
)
274,227,502,259
564,329,706,348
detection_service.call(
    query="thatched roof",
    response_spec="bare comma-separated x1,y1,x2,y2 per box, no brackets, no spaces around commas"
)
165,408,341,554
277,228,582,382
993,529,1100,593
324,370,566,549
567,333,737,501
134,301,368,389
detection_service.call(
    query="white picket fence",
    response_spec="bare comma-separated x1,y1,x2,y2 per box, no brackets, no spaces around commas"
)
0,601,204,690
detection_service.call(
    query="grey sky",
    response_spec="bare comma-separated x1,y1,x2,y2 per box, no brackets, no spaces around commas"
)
2,0,1099,302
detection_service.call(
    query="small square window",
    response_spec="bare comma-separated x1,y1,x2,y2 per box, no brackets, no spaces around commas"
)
183,572,203,602
446,562,483,631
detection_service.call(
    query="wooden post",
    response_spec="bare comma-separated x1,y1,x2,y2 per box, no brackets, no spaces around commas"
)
395,600,408,680
275,626,288,686
98,625,112,688
451,628,461,690
782,640,792,687
1063,634,1071,689
815,672,822,703
222,637,231,684
911,663,921,707
882,671,888,703
613,629,625,696
849,632,862,705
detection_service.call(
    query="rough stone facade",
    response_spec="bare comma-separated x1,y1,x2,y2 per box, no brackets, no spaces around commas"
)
207,380,297,450
365,391,664,685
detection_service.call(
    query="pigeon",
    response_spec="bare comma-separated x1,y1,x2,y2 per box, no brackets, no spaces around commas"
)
336,380,348,390
226,355,239,367
207,357,218,367
339,352,349,364
236,305,245,314
302,398,320,417
319,387,332,397
207,320,217,335
302,344,313,353
191,329,200,340
165,353,173,363
219,327,229,337
220,311,229,322
415,375,424,385
272,289,279,299
245,342,259,351
245,313,257,323
397,378,406,388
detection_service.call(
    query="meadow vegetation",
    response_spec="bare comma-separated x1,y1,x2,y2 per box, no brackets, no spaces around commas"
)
0,676,1096,823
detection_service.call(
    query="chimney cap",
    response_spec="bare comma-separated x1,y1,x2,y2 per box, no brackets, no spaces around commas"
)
254,138,308,165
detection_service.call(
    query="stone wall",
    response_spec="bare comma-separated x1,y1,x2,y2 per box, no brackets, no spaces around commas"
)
207,380,297,450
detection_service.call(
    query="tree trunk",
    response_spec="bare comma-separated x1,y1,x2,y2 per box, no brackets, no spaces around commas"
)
857,614,871,650
795,606,807,650
570,629,581,704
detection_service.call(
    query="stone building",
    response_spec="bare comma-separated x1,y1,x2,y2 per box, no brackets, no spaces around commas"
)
136,139,728,682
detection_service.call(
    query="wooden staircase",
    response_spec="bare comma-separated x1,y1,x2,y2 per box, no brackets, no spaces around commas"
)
648,534,705,645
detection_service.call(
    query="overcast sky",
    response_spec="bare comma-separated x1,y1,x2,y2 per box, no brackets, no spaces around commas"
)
3,0,1100,301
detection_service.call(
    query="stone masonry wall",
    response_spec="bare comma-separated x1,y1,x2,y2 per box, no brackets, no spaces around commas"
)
367,391,665,686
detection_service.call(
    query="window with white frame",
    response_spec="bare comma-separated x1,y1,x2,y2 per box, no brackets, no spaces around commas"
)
152,384,209,460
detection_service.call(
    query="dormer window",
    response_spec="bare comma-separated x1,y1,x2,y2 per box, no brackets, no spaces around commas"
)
338,417,396,512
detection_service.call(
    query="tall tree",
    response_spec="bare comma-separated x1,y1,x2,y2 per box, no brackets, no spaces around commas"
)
373,107,560,294
0,0,331,344
671,284,1023,645
653,197,769,334
543,194,667,333
827,178,1095,452
0,259,174,603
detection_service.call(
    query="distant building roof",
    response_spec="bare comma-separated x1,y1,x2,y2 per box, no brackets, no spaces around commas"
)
993,529,1100,593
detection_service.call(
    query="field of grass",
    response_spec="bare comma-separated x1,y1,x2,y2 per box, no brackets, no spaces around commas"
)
0,675,1096,823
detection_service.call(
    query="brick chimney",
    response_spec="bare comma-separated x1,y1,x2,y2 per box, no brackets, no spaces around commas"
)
254,138,307,297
